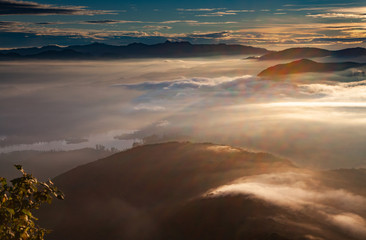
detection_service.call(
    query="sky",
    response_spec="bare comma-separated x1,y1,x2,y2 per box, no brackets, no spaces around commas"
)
1,0,366,49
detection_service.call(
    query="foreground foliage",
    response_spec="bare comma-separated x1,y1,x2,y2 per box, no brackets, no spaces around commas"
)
0,165,64,240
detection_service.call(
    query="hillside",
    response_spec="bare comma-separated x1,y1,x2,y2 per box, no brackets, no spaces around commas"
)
38,142,294,240
257,59,365,77
35,142,366,240
259,47,366,60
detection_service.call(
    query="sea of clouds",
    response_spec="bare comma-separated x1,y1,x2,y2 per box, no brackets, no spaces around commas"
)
1,58,366,168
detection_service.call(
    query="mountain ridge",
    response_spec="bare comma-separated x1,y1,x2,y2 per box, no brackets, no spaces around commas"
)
259,47,366,60
258,58,366,77
0,41,270,60
35,142,366,240
3,42,366,61
38,141,296,240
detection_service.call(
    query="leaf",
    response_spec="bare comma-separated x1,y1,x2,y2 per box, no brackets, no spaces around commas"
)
14,165,22,170
56,194,65,200
6,208,15,215
21,209,33,217
0,177,6,185
0,165,64,240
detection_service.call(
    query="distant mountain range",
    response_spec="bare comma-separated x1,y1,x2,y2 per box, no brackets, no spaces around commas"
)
3,42,366,61
258,59,366,77
259,47,366,60
0,41,270,60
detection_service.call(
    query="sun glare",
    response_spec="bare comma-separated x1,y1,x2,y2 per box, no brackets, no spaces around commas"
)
266,102,366,108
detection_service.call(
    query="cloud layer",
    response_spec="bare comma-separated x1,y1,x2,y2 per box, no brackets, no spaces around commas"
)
0,0,113,15
1,1,366,48
1,58,366,169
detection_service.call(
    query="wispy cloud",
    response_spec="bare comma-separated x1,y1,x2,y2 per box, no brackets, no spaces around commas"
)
283,7,333,11
119,76,249,91
188,21,238,25
84,20,143,24
160,20,198,24
226,10,255,13
0,0,114,15
159,20,237,25
2,16,366,48
176,8,225,12
134,104,166,112
307,13,366,19
207,172,366,239
143,25,172,30
332,6,366,13
196,10,256,17
0,20,18,27
283,3,354,7
307,6,366,20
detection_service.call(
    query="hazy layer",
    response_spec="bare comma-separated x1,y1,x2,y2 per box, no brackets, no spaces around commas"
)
1,57,366,168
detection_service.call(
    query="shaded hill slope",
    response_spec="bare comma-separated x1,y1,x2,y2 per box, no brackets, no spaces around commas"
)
160,195,357,240
38,142,294,240
259,47,366,60
36,142,366,240
258,59,366,77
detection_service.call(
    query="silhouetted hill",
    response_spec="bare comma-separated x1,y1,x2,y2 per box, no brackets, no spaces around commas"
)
258,59,366,77
38,142,294,240
29,49,91,59
332,47,366,58
34,142,366,240
0,45,63,55
259,47,366,60
160,194,355,240
0,148,113,181
5,44,366,61
259,48,331,61
0,52,21,59
0,41,270,60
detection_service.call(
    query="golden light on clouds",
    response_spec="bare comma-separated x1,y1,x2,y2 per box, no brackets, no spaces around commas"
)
265,102,366,108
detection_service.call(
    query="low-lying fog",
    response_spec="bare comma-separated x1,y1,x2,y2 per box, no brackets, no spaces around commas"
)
1,57,366,169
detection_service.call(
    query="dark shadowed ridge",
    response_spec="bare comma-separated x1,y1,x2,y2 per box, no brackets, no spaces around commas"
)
0,45,63,55
258,59,366,77
0,41,270,60
259,47,331,61
160,195,356,240
37,142,295,240
35,142,366,240
259,47,366,60
332,47,366,58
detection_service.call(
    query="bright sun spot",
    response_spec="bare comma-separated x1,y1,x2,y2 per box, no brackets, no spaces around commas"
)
265,102,366,108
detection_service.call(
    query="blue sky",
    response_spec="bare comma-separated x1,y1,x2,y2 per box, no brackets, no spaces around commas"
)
1,0,366,49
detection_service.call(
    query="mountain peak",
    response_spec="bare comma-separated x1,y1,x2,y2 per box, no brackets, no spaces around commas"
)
258,58,364,77
163,40,192,45
293,58,316,64
127,42,147,46
89,42,106,46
